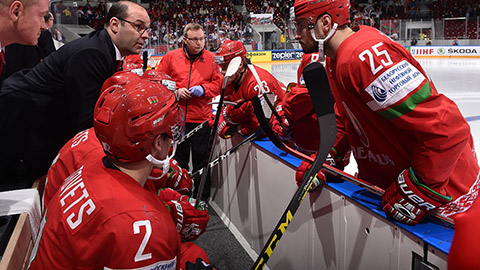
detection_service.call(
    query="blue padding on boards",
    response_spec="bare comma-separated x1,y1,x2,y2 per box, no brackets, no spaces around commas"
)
252,139,454,254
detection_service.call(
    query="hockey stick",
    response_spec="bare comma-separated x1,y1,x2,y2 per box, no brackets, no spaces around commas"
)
194,56,242,208
178,119,208,145
251,62,337,269
189,128,263,180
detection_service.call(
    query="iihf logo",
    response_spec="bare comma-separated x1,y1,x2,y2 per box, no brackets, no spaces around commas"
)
371,85,387,103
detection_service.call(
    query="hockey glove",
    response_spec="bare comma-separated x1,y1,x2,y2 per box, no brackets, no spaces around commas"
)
217,116,237,139
166,199,209,241
295,154,326,192
238,119,260,137
166,159,193,194
222,99,254,125
271,104,293,141
189,85,204,97
382,167,452,225
295,148,345,192
185,258,214,270
158,188,189,202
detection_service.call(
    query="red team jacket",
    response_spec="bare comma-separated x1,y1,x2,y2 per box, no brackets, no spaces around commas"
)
157,47,223,123
326,26,479,215
29,159,182,270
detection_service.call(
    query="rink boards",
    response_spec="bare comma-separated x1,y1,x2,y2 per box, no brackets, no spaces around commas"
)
210,135,452,270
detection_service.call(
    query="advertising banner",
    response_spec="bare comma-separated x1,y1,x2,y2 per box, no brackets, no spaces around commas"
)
409,46,480,57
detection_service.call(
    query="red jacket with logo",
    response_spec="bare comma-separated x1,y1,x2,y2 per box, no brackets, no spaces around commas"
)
158,47,223,123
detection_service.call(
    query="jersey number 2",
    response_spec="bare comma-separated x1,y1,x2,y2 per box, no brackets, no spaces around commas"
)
358,42,393,75
133,220,152,262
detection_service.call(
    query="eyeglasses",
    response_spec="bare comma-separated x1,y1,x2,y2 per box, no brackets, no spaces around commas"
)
185,37,205,43
117,17,150,35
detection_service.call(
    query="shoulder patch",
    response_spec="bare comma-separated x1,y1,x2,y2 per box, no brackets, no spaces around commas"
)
365,60,425,111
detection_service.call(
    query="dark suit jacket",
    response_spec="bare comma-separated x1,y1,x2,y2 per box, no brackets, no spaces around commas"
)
0,29,117,180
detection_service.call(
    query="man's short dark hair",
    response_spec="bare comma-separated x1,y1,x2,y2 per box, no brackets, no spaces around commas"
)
105,1,129,27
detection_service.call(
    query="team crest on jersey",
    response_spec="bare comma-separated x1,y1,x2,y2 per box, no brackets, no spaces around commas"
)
147,96,159,104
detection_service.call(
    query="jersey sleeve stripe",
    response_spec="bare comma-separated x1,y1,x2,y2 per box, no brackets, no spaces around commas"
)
377,81,432,119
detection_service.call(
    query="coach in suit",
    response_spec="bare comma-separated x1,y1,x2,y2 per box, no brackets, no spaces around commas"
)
0,1,150,191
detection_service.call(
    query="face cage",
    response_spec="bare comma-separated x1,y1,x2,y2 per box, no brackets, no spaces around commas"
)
170,106,186,142
214,55,225,64
288,7,315,40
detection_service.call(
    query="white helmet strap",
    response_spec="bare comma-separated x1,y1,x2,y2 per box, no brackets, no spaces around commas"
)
145,141,178,178
310,23,338,62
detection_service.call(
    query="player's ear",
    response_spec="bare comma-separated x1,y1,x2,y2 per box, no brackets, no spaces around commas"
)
9,1,23,21
318,14,332,32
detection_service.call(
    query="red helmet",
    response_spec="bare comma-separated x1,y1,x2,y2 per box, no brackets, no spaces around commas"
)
214,40,247,64
94,80,185,162
293,0,351,27
100,71,142,94
122,54,143,71
142,69,177,92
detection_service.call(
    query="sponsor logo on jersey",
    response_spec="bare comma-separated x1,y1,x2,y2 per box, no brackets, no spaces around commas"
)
366,60,425,111
351,146,395,166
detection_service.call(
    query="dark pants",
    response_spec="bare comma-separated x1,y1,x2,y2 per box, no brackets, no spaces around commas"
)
175,122,211,201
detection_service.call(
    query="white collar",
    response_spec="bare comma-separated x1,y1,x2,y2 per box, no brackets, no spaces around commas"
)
112,41,122,61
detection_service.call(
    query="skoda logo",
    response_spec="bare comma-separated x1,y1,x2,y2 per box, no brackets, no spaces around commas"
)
437,48,445,55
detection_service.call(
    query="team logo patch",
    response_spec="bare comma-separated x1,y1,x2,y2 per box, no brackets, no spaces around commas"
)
147,96,159,104
371,85,387,103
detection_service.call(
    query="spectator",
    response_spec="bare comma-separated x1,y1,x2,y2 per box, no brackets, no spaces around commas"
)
0,0,49,86
271,31,278,49
3,12,56,78
157,22,223,201
0,1,150,191
38,12,56,56
452,37,459,45
291,0,479,228
29,78,212,270
411,37,418,46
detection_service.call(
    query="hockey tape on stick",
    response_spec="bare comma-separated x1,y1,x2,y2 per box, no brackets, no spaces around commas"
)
194,56,242,208
251,62,336,269
189,128,263,180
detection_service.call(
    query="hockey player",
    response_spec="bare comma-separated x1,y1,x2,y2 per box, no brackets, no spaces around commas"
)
291,0,479,226
271,53,321,155
214,40,286,139
29,80,210,269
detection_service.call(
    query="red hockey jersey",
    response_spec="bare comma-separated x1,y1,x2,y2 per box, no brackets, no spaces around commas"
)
224,64,285,103
326,26,479,215
30,158,182,269
43,128,177,212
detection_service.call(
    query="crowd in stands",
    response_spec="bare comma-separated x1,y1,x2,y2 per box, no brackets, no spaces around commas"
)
52,0,480,50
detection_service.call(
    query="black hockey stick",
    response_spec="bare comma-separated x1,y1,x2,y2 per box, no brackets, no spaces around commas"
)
178,119,208,145
189,128,263,180
194,56,242,208
251,62,337,269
